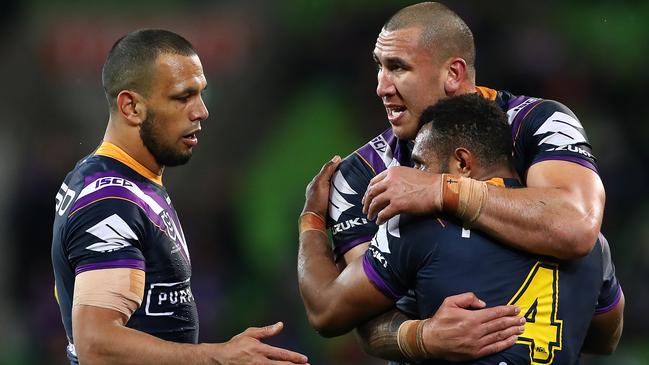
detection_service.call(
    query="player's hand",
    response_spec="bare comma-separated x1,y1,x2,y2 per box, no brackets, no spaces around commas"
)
207,322,309,364
362,166,441,224
422,292,525,361
303,156,342,218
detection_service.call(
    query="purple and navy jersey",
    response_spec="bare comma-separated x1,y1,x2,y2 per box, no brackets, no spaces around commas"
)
51,142,198,363
363,180,621,365
328,87,598,259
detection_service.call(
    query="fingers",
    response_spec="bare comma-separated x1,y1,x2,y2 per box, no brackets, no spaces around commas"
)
365,188,390,221
362,171,388,214
441,292,486,310
474,334,520,359
316,155,342,181
472,304,521,324
478,314,526,338
242,322,284,340
261,343,309,364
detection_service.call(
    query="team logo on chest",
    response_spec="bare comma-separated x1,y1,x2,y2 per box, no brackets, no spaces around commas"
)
160,211,177,241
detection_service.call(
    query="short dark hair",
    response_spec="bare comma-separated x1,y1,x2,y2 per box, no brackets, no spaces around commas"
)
417,93,512,169
384,2,475,79
101,29,197,110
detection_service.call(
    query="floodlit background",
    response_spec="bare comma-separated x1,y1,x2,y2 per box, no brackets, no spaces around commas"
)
0,0,647,364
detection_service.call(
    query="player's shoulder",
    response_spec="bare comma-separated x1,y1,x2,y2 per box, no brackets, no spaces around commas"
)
496,89,581,129
347,127,411,175
62,155,164,222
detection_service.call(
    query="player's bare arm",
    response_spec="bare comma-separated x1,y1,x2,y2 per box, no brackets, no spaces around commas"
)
73,269,309,365
582,291,625,355
300,158,524,361
363,160,604,259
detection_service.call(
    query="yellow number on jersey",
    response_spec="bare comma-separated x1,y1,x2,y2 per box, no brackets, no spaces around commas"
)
507,262,562,364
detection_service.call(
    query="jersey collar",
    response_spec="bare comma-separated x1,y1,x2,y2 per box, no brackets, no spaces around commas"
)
95,141,164,186
475,86,498,101
486,177,522,188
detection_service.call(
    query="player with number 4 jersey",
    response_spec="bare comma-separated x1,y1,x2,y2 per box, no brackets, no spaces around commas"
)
364,185,620,364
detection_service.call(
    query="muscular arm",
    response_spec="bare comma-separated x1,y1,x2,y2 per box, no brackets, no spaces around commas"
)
364,160,604,259
73,269,308,365
73,304,206,364
582,291,625,354
475,160,604,259
298,229,394,337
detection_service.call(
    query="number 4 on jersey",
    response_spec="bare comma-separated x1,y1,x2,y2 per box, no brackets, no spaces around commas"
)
507,262,563,364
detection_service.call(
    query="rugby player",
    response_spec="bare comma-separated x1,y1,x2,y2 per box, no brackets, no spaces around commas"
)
322,2,609,362
51,29,308,365
298,94,624,364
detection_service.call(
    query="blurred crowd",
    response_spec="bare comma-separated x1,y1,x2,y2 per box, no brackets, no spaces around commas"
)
0,1,647,364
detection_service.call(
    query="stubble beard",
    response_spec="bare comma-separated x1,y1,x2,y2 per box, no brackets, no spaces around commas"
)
140,110,192,167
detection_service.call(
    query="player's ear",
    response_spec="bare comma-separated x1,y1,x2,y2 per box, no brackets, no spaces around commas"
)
116,90,147,126
453,147,474,177
443,57,467,95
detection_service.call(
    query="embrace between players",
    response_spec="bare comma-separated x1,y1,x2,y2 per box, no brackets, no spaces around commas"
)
51,2,623,365
297,2,624,365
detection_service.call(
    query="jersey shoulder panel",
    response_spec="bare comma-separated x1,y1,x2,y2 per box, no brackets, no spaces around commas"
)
63,187,150,273
328,128,412,259
506,94,598,174
55,156,170,272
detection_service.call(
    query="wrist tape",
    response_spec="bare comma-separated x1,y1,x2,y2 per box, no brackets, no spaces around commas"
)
299,211,326,235
397,319,430,360
440,174,488,226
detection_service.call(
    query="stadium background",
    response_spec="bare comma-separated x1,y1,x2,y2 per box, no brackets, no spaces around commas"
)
0,0,647,364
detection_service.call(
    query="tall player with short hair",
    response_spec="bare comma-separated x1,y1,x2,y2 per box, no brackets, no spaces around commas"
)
51,29,308,365
298,94,623,364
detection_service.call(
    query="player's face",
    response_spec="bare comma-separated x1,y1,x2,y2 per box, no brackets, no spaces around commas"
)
374,27,447,140
411,126,448,173
140,53,209,167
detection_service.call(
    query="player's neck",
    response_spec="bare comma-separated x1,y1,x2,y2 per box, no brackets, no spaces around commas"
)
104,118,164,175
472,164,519,183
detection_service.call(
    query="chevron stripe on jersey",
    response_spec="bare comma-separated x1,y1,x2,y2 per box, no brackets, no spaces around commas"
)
85,213,138,253
534,111,587,147
329,170,357,221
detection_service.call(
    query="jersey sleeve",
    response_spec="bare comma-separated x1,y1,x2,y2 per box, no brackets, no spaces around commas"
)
515,99,598,174
362,214,437,301
64,198,149,275
594,233,623,315
328,153,379,260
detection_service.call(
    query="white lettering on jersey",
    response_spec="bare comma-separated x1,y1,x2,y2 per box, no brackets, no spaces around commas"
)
85,214,137,253
77,177,164,215
145,278,193,316
506,98,540,125
533,111,587,148
370,134,394,168
329,170,357,221
56,182,77,216
332,218,369,234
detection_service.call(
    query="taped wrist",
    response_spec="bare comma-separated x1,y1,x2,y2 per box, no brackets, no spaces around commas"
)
440,174,488,226
397,319,431,361
299,211,326,235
